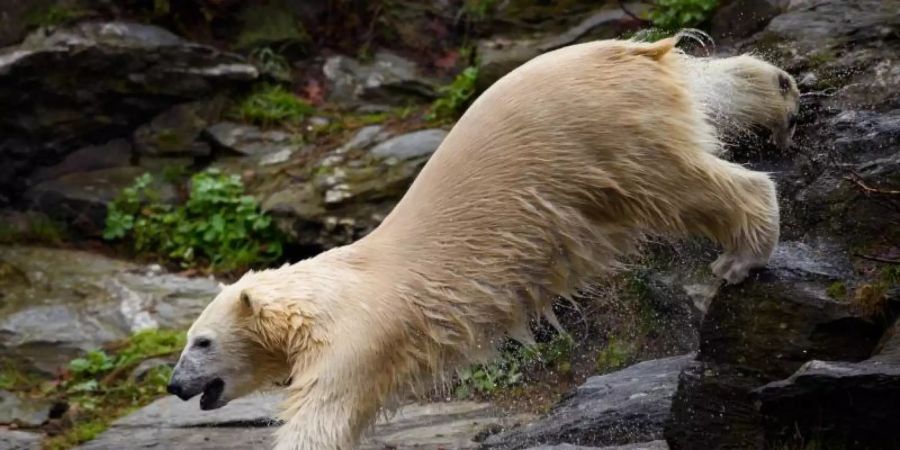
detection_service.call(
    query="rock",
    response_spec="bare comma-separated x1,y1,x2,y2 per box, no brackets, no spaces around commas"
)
323,51,439,107
253,128,446,250
77,394,530,450
0,391,54,427
0,21,257,204
476,37,544,91
0,429,42,450
204,121,300,157
476,3,647,90
483,354,694,448
527,442,668,450
0,246,219,373
369,129,447,160
762,0,900,54
664,242,889,449
130,357,175,382
710,0,788,42
133,99,225,157
234,3,308,53
753,359,900,448
22,166,176,236
27,138,132,184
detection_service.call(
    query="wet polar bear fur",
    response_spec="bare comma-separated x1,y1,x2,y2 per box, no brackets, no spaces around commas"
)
169,36,799,449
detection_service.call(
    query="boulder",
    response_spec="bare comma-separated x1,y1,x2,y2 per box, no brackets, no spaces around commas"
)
476,3,647,90
77,394,531,450
0,430,42,450
483,354,694,448
323,51,439,107
133,99,225,157
0,21,256,204
0,390,55,427
527,443,668,450
254,127,446,250
204,121,299,157
753,359,900,448
26,138,132,185
664,242,889,449
0,246,219,373
710,0,788,42
22,166,177,236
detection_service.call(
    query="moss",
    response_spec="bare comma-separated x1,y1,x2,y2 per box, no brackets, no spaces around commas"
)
235,3,309,52
826,281,848,300
807,49,837,68
25,3,89,29
0,364,44,391
595,337,635,373
0,212,67,245
45,420,108,450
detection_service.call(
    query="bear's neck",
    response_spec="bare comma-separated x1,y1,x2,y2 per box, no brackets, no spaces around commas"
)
273,241,431,450
683,58,760,144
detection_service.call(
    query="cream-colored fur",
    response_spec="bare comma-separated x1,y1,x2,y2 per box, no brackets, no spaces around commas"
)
173,37,797,450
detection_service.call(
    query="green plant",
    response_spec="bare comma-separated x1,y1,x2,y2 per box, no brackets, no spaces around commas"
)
648,0,718,30
44,329,186,449
104,169,285,271
455,333,574,398
427,67,479,122
455,358,523,398
232,84,314,126
69,351,115,378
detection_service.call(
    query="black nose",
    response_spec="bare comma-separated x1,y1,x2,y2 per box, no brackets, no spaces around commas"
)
167,381,183,397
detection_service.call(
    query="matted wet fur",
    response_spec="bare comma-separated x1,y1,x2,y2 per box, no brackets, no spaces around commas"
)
169,35,799,450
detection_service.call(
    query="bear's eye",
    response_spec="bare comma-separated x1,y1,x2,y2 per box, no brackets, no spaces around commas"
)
778,73,791,95
194,338,212,349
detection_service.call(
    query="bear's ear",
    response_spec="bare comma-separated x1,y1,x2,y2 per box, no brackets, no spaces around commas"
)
239,289,264,316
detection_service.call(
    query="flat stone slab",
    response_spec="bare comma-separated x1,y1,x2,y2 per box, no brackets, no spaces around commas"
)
484,354,693,448
78,393,532,449
527,442,669,450
0,430,42,450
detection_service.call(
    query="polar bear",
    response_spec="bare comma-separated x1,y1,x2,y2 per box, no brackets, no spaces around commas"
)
168,37,799,450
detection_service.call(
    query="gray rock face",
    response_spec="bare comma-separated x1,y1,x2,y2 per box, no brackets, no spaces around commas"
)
476,3,647,90
26,138,133,185
255,127,447,250
77,394,531,450
527,442,668,450
0,430,42,450
0,21,256,204
483,354,694,449
0,390,54,427
753,360,900,448
369,129,447,160
205,121,298,157
0,246,219,373
22,166,177,236
323,51,438,107
133,99,224,157
664,242,888,449
710,0,788,42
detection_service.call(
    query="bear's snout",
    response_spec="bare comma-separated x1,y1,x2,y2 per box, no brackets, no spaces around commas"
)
167,380,187,399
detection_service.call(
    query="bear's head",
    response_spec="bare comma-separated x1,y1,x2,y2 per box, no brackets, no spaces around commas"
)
717,54,802,150
167,268,328,410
